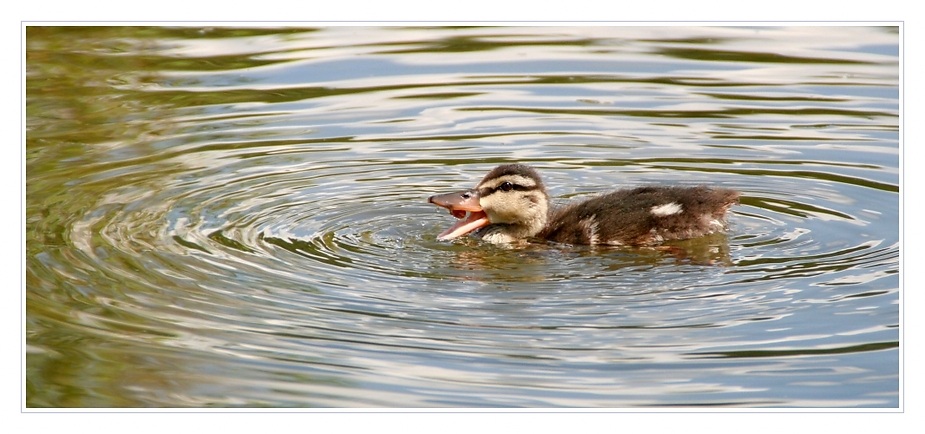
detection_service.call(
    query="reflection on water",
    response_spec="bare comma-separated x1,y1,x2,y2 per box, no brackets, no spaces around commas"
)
26,26,899,408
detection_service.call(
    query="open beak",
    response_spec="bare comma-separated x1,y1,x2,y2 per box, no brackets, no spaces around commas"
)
428,189,490,240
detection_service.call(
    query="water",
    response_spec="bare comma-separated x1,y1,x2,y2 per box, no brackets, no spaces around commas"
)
25,26,899,408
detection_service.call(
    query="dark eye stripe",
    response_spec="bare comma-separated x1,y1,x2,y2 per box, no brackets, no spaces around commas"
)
498,182,536,191
480,182,533,197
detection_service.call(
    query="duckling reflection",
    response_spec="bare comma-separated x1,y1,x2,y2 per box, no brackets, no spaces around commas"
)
431,233,736,284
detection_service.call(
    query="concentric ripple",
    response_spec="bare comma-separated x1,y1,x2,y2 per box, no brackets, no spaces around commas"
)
26,26,898,408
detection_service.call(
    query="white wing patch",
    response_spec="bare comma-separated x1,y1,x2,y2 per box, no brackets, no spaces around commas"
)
650,202,683,217
579,214,600,245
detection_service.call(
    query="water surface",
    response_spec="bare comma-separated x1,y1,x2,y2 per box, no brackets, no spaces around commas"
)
25,26,899,408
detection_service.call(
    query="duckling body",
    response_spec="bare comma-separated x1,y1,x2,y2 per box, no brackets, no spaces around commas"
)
540,185,738,245
429,164,739,246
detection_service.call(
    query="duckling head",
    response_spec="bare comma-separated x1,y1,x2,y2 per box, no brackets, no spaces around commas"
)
429,164,549,243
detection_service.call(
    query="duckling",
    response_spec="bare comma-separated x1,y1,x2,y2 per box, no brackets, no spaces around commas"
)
428,163,739,246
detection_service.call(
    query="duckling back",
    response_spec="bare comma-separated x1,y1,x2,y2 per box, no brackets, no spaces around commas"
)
539,186,739,246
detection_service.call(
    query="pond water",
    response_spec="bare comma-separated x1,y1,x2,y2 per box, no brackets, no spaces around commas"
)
25,26,900,408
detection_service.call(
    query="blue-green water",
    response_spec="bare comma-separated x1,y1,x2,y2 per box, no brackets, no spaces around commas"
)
25,26,899,407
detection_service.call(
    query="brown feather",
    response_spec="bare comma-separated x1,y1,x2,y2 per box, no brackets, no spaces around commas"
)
539,186,739,245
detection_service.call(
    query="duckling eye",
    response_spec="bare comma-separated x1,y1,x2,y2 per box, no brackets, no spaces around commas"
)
499,181,514,192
